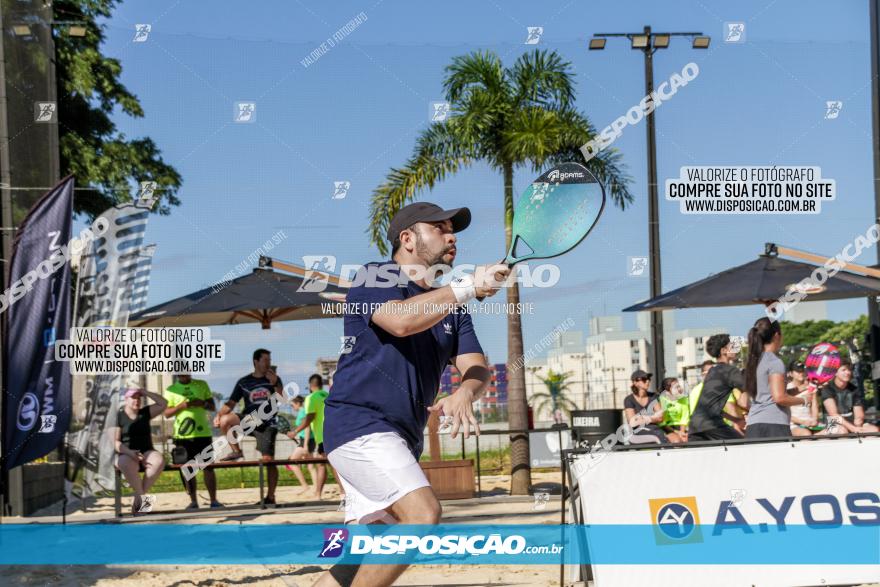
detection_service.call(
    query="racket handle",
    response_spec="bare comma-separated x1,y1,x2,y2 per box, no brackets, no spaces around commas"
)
475,259,510,301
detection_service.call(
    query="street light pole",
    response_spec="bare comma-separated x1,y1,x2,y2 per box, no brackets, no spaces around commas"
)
590,28,709,387
641,26,666,387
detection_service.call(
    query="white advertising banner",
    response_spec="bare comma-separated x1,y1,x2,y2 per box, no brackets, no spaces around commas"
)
571,438,880,587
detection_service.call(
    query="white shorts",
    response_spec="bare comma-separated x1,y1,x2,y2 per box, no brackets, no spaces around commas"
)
327,431,430,524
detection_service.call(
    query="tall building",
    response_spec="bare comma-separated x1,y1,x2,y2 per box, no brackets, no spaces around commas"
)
439,358,508,421
674,328,725,388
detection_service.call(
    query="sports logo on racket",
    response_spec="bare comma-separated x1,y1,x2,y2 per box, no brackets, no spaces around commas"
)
649,496,702,544
547,169,584,182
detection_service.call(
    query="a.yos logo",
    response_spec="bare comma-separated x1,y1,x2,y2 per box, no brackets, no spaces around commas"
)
16,393,40,431
648,496,702,544
319,528,349,558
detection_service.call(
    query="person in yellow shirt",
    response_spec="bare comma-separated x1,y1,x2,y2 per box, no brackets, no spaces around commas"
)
164,374,222,509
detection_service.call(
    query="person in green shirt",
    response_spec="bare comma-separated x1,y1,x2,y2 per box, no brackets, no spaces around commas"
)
283,395,313,493
290,374,333,499
163,374,222,509
658,377,689,442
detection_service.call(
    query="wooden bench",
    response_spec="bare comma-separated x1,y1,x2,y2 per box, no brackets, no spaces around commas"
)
114,456,330,518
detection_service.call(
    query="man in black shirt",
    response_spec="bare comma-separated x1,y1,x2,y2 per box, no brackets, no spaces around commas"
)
215,348,285,504
689,334,747,441
820,360,879,435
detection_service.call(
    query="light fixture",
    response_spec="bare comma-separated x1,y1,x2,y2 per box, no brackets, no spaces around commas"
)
12,25,31,36
631,34,649,49
68,25,87,37
589,37,606,50
653,34,670,48
692,36,711,49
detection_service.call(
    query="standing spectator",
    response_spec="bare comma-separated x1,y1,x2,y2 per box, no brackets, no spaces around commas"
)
689,334,747,441
214,349,285,505
820,359,879,434
623,370,669,443
284,395,313,493
113,388,167,514
659,377,688,443
291,374,334,499
687,360,715,415
787,361,819,436
744,317,806,439
164,374,222,509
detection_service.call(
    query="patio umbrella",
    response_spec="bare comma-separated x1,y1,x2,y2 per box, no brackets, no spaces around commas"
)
623,252,880,312
130,267,348,328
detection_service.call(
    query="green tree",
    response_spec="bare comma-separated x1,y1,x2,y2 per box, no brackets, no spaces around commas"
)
54,0,181,217
779,320,836,348
531,370,577,424
367,49,632,494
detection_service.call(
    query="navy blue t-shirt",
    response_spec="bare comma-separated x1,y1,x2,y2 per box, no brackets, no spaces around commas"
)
324,261,484,458
229,374,283,417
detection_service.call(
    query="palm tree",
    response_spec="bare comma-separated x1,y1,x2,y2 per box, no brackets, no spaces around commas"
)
531,370,578,424
368,49,633,494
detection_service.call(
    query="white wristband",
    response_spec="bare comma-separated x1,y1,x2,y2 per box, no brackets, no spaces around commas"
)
450,274,476,304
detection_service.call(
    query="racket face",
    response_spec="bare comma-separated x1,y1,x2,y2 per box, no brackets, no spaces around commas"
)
804,342,841,385
505,162,605,265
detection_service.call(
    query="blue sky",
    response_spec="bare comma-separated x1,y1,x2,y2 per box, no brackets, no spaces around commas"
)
94,0,876,395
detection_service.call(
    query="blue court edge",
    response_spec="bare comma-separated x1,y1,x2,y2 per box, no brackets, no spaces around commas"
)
0,524,877,565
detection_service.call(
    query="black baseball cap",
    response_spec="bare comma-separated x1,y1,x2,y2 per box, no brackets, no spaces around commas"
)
386,202,471,243
788,360,805,372
631,369,652,381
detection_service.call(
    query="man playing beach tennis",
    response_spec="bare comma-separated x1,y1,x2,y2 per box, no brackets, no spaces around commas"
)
315,202,510,587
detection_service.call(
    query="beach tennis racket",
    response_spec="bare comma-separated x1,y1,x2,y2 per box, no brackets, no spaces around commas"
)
804,342,841,393
477,162,605,298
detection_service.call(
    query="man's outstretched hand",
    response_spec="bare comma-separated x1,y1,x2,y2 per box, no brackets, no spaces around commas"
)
428,388,480,439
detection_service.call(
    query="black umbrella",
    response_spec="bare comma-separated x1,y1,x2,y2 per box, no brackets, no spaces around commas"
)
623,252,880,312
130,267,348,328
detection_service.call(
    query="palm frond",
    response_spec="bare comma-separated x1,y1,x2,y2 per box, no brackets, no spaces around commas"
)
368,121,475,255
508,49,575,111
443,51,508,105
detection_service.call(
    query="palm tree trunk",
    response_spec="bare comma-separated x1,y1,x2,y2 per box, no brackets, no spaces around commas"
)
503,161,531,495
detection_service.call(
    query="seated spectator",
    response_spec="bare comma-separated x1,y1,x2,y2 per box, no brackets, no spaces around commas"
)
659,377,688,443
820,360,879,435
623,370,669,444
786,360,819,436
113,388,167,514
689,334,748,441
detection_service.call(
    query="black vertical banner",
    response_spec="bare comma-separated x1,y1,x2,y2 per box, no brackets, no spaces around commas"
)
2,176,73,470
